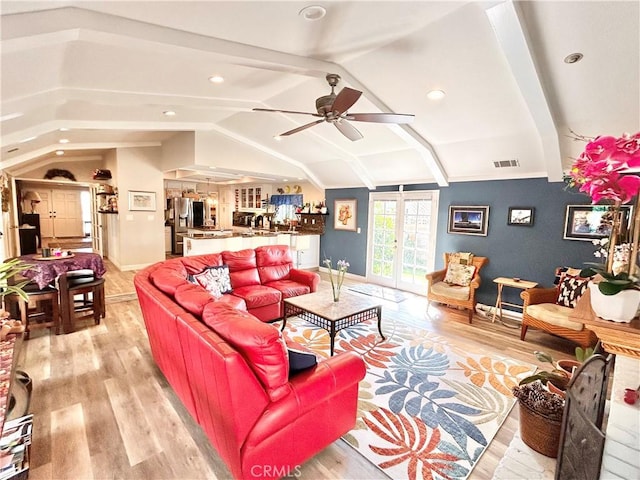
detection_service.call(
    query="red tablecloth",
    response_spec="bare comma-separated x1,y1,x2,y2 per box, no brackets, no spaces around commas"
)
19,252,106,289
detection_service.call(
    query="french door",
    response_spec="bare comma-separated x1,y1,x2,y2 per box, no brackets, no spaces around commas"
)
366,191,438,294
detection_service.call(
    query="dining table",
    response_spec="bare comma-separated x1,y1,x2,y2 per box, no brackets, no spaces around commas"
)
19,252,106,289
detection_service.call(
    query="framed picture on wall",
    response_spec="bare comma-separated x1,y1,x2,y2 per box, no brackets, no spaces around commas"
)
128,190,157,211
447,205,489,236
334,199,357,231
563,204,631,241
508,207,535,226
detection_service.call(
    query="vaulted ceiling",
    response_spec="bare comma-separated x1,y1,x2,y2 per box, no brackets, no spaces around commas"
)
1,1,639,189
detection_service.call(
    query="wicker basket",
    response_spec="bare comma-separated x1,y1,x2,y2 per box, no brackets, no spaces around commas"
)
518,399,562,458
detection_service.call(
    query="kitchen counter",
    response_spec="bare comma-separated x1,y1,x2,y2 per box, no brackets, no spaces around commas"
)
181,230,320,268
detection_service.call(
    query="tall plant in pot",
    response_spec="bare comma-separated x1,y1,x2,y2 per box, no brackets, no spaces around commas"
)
567,131,640,322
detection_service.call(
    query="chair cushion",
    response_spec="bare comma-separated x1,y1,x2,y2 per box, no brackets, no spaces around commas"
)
526,303,585,331
431,281,470,301
444,263,476,287
556,275,590,308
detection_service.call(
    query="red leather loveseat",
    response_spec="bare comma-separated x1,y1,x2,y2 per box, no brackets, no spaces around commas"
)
134,245,366,479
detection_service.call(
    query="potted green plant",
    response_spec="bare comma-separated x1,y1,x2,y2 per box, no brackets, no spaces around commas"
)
0,258,32,341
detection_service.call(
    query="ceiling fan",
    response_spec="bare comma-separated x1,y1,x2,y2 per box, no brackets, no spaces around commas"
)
253,74,414,141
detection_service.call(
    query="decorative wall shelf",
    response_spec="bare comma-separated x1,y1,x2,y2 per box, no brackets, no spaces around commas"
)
571,289,640,359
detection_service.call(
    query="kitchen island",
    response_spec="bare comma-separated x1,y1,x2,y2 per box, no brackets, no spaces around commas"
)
180,229,320,269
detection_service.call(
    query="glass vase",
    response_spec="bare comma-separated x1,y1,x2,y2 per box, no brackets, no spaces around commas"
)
332,285,340,302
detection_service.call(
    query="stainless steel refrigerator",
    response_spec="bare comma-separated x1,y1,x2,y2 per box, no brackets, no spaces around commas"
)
170,197,204,254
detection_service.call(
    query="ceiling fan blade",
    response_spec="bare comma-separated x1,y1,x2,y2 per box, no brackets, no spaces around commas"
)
345,113,415,124
330,87,362,115
334,119,363,141
253,108,322,117
280,119,325,136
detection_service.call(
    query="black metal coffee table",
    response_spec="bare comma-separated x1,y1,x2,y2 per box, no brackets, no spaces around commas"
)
283,290,384,356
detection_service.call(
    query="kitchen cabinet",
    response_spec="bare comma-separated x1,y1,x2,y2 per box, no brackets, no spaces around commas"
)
234,184,271,211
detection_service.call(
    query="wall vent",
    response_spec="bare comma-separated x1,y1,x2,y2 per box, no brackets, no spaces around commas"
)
493,159,520,168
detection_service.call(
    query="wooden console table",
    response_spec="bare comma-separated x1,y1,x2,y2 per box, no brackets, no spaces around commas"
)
571,288,640,360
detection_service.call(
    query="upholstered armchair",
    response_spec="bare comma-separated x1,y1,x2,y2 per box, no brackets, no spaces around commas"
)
520,272,598,348
426,253,488,323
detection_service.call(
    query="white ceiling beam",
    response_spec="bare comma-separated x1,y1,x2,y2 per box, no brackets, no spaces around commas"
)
485,1,563,182
2,6,445,190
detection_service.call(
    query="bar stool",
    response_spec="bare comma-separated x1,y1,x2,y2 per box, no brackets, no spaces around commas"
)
2,261,60,339
58,270,106,334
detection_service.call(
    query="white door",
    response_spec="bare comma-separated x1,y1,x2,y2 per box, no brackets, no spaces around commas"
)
367,191,439,294
32,188,84,238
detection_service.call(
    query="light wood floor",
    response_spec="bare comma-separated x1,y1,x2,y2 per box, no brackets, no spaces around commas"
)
15,262,576,480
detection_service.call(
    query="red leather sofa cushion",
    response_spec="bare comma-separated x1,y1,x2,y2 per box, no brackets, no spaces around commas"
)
222,249,261,288
256,245,293,283
263,280,310,299
231,285,282,309
174,283,248,317
202,302,290,402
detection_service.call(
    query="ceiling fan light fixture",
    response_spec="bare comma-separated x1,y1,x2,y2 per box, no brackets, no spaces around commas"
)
208,75,224,83
427,89,446,100
299,5,326,21
163,110,176,116
273,135,282,141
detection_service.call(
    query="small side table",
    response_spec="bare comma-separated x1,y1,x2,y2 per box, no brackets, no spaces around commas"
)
492,277,538,324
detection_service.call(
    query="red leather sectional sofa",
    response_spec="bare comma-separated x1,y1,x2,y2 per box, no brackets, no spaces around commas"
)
134,245,366,479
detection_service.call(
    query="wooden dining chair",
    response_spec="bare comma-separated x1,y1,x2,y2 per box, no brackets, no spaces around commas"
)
58,270,106,333
2,258,60,339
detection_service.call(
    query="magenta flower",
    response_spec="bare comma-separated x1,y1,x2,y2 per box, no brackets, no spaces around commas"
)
569,131,640,204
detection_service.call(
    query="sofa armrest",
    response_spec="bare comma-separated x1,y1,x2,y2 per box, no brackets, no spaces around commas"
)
425,268,446,286
521,287,558,307
245,352,366,446
289,268,321,292
288,351,366,407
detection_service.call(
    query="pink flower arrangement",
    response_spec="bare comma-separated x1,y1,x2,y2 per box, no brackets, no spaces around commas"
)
568,132,640,203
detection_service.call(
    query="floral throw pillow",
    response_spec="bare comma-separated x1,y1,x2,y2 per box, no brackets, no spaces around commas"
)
556,275,590,308
191,265,233,298
448,252,475,266
444,263,476,287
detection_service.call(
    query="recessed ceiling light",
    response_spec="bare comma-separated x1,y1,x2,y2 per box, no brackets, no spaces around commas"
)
283,179,288,182
299,5,326,21
274,135,282,141
59,138,69,144
208,75,224,84
59,127,70,131
55,150,65,156
19,136,37,143
427,89,446,100
163,110,176,116
564,53,583,64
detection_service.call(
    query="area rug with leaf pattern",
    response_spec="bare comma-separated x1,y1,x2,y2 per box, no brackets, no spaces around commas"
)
282,315,536,480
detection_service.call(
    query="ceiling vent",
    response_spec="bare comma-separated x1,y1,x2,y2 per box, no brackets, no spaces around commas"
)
493,159,520,168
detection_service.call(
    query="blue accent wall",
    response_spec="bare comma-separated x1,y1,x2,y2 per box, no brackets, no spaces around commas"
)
321,178,598,309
